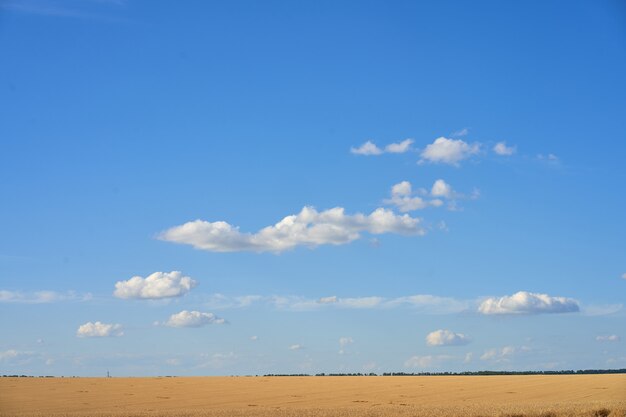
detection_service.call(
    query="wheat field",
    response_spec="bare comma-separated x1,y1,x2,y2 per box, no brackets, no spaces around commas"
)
1,375,624,417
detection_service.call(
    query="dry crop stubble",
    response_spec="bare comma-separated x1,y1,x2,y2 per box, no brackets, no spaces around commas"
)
0,375,624,417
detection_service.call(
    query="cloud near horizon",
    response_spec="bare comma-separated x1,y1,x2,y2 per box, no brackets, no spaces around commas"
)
114,271,197,300
478,291,579,315
159,206,423,253
0,290,92,303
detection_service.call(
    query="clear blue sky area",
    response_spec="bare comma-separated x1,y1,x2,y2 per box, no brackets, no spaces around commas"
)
1,0,625,376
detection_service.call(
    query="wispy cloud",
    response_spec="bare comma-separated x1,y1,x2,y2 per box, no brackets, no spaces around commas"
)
0,290,91,303
158,310,225,328
2,0,128,22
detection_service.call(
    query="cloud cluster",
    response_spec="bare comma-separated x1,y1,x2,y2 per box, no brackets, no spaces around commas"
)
419,137,480,166
480,346,528,362
385,180,476,212
162,310,225,328
114,271,197,300
351,139,414,155
426,329,470,346
159,206,423,253
76,321,123,338
478,291,579,315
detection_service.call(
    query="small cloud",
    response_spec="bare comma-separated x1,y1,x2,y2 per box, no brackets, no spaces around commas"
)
478,291,579,315
351,140,383,156
289,344,304,351
385,180,444,212
426,329,470,346
250,335,258,341
451,128,469,137
537,153,559,163
0,290,91,304
404,355,452,368
493,142,516,156
385,139,414,154
419,137,480,166
113,271,197,300
351,139,414,156
464,352,473,363
596,335,620,342
76,321,123,338
339,337,354,354
161,310,225,328
480,346,529,362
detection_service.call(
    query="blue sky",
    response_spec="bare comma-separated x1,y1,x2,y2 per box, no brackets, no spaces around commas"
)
1,0,625,376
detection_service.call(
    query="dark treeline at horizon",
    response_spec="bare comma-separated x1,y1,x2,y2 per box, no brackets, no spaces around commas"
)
3,369,625,378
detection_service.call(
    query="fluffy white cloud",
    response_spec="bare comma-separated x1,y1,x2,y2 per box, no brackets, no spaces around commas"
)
431,179,453,198
493,141,516,156
76,321,123,338
162,310,225,328
289,344,304,350
478,291,580,315
0,290,91,303
114,271,197,300
420,137,480,166
426,329,470,346
385,139,414,153
159,206,423,253
351,139,414,155
596,335,620,342
385,181,443,212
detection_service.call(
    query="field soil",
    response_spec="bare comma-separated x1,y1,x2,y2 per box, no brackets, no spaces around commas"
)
1,375,624,417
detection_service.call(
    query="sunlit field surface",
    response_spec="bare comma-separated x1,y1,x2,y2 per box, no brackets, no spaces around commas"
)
1,375,624,417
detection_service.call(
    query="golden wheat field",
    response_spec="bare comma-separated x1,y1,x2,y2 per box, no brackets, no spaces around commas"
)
0,375,624,417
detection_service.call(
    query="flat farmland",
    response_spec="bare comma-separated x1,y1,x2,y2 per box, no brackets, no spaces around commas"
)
1,375,624,417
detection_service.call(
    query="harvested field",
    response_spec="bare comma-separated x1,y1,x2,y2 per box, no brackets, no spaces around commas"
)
0,375,624,417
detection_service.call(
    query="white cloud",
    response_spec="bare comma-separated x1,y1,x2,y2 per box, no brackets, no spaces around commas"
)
250,335,258,341
478,291,580,315
404,355,452,368
76,321,123,338
113,271,197,300
480,346,527,362
596,335,620,342
351,139,414,156
493,142,516,156
464,352,473,363
419,137,480,166
289,344,304,350
385,139,414,153
430,179,453,198
426,329,470,346
162,310,225,328
350,140,383,155
319,295,338,304
385,181,443,212
0,290,91,303
159,206,423,253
